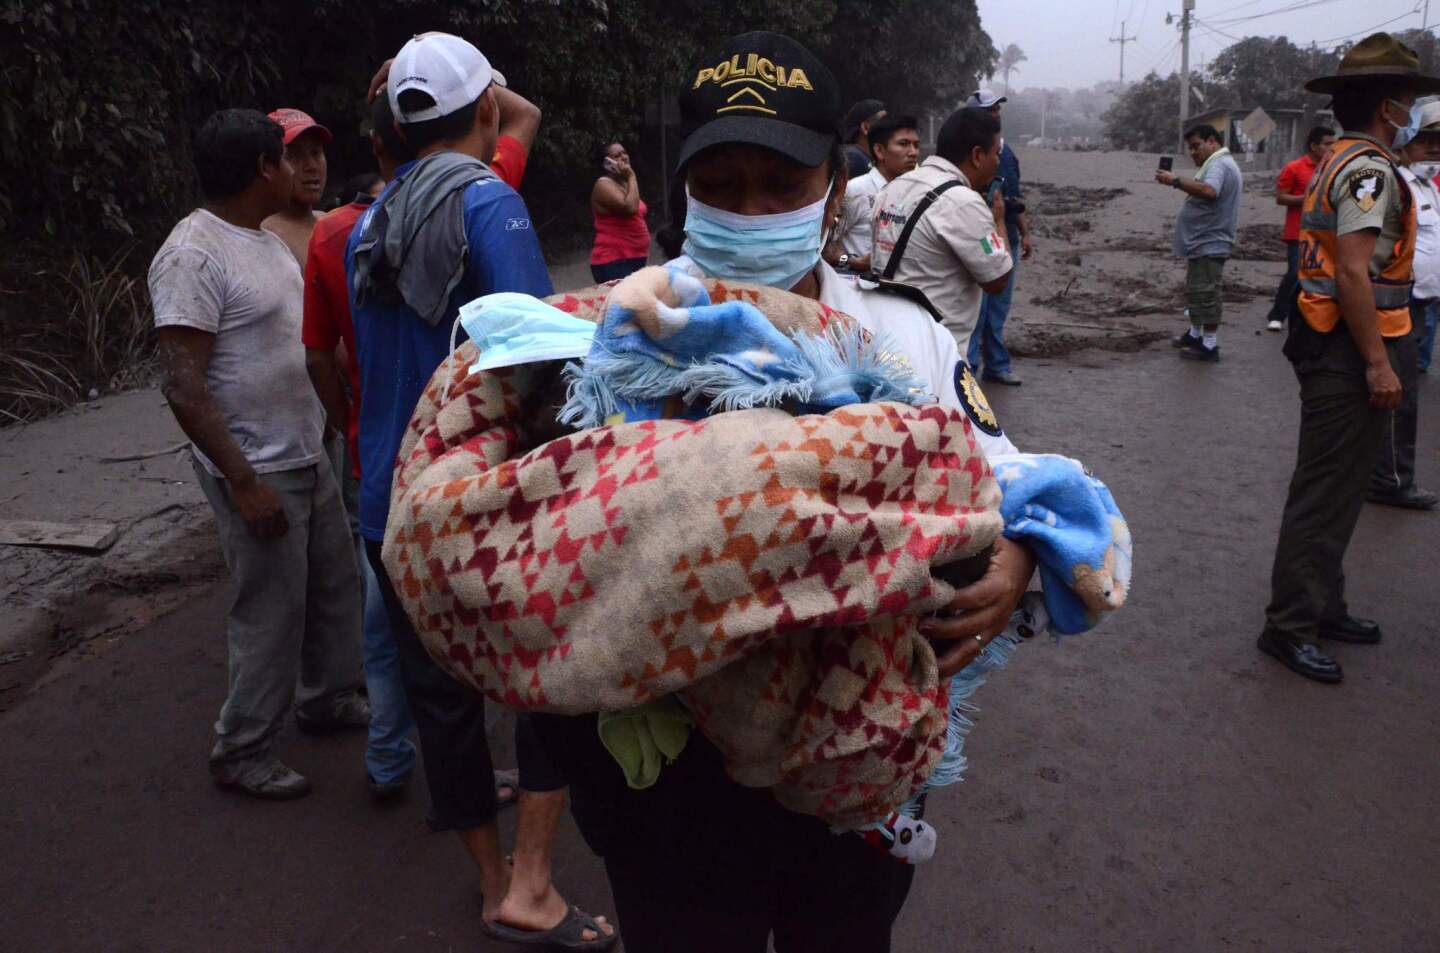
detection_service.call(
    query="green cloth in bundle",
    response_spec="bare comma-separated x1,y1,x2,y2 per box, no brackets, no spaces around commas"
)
597,697,694,790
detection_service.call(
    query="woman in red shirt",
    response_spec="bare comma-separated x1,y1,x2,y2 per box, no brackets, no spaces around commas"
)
589,141,651,283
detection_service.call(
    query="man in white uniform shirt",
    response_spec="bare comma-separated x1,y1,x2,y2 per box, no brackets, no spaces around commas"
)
1371,102,1440,509
870,107,1014,354
825,113,920,274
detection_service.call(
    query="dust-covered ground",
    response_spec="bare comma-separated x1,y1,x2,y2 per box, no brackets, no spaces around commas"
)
2,150,1438,952
1005,147,1290,359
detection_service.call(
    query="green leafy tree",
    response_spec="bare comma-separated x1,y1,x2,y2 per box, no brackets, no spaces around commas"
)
0,0,996,423
1101,70,1188,152
1206,35,1339,112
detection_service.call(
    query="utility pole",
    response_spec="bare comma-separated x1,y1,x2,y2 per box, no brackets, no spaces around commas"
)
1110,20,1136,85
1179,0,1194,151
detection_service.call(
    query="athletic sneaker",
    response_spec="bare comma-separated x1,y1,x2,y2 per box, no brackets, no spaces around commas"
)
1180,344,1220,362
1266,319,1283,332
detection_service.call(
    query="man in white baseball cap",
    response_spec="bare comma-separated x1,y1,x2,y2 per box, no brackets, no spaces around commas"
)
966,88,1007,110
348,31,617,951
388,31,496,123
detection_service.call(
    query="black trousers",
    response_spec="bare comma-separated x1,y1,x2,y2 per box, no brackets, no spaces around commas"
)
1371,305,1423,494
1266,240,1301,325
1266,331,1405,645
365,542,567,830
590,257,647,284
529,713,915,953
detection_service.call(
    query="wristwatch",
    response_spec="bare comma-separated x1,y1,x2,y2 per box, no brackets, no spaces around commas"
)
837,253,851,271
1172,178,1185,190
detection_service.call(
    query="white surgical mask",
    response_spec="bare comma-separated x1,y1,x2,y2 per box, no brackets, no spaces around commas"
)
1413,161,1440,181
682,186,833,290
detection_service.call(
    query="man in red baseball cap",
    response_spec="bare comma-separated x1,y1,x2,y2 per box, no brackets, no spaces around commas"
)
263,108,332,267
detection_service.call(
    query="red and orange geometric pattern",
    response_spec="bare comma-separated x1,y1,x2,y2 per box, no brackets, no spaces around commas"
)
383,281,1002,827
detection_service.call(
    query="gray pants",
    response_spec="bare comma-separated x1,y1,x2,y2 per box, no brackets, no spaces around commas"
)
193,455,363,768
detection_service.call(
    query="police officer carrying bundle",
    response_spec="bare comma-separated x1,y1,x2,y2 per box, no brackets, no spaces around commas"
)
1258,34,1440,684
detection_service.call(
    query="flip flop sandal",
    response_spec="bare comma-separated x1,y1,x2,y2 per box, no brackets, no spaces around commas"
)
480,905,618,950
494,769,520,811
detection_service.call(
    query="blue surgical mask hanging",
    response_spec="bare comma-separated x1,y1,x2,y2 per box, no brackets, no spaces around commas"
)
682,185,832,290
1390,99,1422,149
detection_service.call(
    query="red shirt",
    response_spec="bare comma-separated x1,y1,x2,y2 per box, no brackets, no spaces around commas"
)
1275,154,1319,242
300,135,529,478
591,199,651,265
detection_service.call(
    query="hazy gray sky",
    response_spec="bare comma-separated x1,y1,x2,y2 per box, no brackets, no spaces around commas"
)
977,0,1435,90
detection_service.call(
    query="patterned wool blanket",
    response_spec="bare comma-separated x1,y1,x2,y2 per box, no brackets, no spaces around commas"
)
383,274,1004,827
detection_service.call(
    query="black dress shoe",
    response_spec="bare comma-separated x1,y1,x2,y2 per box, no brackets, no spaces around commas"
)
1179,344,1220,362
1172,331,1203,349
1256,631,1343,684
1366,486,1439,510
1319,615,1382,644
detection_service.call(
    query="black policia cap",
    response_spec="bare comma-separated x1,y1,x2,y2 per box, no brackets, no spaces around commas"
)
676,31,842,171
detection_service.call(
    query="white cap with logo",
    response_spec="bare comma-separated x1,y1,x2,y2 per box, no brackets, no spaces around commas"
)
388,32,496,124
966,88,1007,109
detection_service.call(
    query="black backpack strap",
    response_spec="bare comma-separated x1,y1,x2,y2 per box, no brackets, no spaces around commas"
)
881,179,965,280
866,275,948,324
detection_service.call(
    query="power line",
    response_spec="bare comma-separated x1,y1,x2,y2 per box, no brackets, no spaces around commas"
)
1191,18,1245,42
1141,34,1183,76
1206,0,1276,18
1209,0,1354,27
1312,4,1423,43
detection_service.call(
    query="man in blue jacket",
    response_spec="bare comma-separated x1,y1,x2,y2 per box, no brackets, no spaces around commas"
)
346,31,615,951
966,88,1033,385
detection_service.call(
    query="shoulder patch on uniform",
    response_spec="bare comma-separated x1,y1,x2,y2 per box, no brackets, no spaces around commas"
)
1343,167,1385,213
953,361,1003,437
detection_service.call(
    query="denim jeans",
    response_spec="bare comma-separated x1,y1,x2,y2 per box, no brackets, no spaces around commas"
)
331,434,416,785
360,552,418,784
968,222,1021,376
1419,297,1438,373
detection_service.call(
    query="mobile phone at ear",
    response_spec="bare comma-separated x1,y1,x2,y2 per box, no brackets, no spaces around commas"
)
603,157,619,173
1159,156,1174,171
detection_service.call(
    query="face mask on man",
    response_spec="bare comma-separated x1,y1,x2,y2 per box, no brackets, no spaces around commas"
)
682,185,832,290
1412,160,1440,181
1389,99,1422,149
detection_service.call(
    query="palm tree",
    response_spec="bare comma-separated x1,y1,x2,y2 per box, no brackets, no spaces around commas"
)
994,43,1027,93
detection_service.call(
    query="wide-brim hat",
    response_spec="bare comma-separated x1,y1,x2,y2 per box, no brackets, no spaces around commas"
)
1305,32,1440,95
